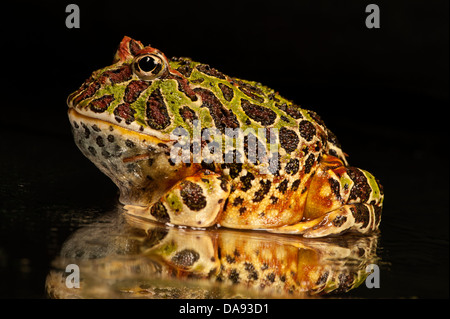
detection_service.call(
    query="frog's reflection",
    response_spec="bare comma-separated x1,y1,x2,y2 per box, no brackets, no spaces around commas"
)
46,209,380,298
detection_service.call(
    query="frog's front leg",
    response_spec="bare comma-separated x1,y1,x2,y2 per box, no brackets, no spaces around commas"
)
124,169,230,227
268,155,384,238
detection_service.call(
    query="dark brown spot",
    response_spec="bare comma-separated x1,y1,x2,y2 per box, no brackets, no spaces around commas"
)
241,99,277,126
244,262,258,280
226,255,236,264
81,123,90,139
217,176,228,192
329,178,341,201
218,83,234,102
125,139,135,148
240,172,255,191
89,94,115,113
114,103,136,124
332,215,347,227
233,197,244,206
275,103,303,119
276,179,288,194
270,195,278,204
176,60,193,77
107,135,115,143
304,153,316,174
316,272,329,286
196,64,226,79
291,179,301,191
222,162,243,180
103,64,132,84
350,204,370,228
285,158,299,175
146,88,171,130
180,181,207,211
194,88,239,133
239,207,247,215
96,136,104,147
124,80,150,103
348,168,371,203
72,80,101,106
167,74,198,102
171,249,200,268
228,269,240,284
253,180,271,202
150,202,170,223
279,127,299,153
179,106,198,123
338,273,354,292
87,146,96,156
266,273,276,283
299,120,316,142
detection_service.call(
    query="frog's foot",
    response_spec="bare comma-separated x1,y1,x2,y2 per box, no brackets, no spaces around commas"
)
124,170,230,228
266,203,380,238
267,155,384,237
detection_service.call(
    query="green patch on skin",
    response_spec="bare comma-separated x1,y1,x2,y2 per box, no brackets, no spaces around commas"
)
302,109,315,123
198,108,213,129
363,170,383,202
199,177,216,194
126,81,157,124
159,79,200,136
165,191,183,212
340,174,353,192
155,241,177,256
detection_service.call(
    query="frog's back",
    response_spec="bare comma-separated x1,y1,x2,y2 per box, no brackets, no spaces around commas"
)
167,57,347,228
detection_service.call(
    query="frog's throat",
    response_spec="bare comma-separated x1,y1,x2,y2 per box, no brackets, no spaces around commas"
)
67,107,172,142
68,108,188,206
68,108,173,145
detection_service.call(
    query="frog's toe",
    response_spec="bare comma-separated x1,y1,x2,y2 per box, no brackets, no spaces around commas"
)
123,204,149,219
302,204,381,238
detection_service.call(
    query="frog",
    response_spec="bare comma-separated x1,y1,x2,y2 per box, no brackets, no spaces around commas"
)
67,36,384,238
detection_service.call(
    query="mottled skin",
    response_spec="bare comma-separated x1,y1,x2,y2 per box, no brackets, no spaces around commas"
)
67,36,384,237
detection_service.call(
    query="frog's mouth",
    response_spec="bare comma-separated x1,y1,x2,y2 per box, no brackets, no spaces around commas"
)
67,102,172,142
67,108,194,206
68,108,171,146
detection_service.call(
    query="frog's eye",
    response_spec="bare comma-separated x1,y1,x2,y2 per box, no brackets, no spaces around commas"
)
133,54,166,80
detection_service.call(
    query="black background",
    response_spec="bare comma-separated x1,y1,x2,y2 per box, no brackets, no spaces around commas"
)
0,0,448,299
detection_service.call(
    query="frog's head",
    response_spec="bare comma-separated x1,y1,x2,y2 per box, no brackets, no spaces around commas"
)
67,36,195,138
67,37,198,206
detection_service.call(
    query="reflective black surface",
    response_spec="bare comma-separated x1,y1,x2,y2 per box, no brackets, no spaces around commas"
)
45,211,381,299
1,0,448,299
